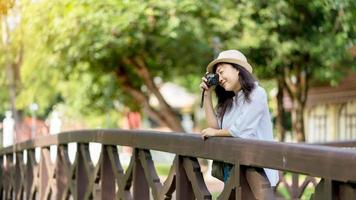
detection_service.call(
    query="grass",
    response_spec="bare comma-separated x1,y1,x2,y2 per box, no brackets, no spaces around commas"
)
156,164,172,176
277,185,314,200
275,172,316,199
122,164,172,176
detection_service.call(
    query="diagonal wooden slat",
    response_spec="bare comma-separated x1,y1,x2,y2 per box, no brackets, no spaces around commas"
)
182,157,211,200
39,147,56,199
138,149,163,199
106,145,135,199
14,151,25,200
56,145,69,199
117,151,134,200
26,149,39,200
2,154,9,199
106,145,124,181
56,144,77,200
160,156,177,200
7,153,15,200
106,145,131,200
297,175,318,198
76,143,101,200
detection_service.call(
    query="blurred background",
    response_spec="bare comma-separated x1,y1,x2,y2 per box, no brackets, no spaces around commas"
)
0,0,355,146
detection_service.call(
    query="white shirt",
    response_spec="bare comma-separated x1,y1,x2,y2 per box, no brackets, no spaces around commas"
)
218,83,279,186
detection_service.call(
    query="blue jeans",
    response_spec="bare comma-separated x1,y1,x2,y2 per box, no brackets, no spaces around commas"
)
223,164,233,183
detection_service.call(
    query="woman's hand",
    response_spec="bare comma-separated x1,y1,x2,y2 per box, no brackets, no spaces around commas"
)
201,128,232,140
201,128,219,140
200,75,215,96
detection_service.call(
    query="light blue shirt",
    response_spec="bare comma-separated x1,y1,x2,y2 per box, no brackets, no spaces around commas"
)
218,83,279,186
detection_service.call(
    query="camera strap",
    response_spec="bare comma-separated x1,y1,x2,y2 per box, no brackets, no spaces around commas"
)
200,90,205,108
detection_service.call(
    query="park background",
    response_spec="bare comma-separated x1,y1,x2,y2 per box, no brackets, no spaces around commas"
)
0,0,355,198
1,0,355,143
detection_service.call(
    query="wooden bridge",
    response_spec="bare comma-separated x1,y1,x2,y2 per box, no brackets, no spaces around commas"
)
1,129,356,199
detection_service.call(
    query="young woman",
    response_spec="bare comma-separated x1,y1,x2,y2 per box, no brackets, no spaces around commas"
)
200,50,279,199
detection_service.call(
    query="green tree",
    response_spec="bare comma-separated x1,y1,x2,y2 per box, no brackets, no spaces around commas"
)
1,0,23,123
17,0,214,131
205,0,355,141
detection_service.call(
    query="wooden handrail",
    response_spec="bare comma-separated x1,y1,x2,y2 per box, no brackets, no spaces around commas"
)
313,140,356,148
1,129,356,199
1,129,356,182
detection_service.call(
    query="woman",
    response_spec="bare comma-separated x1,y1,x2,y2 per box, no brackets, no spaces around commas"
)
200,50,278,199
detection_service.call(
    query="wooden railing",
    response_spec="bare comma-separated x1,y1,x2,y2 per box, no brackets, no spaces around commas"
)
1,129,356,199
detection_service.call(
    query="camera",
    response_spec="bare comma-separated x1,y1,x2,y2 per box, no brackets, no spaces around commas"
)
205,73,219,87
201,73,219,108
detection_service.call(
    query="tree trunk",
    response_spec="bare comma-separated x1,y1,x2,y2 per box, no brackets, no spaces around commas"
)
2,15,21,124
291,99,305,142
284,66,308,142
127,56,184,132
120,83,171,129
115,66,184,132
276,74,286,142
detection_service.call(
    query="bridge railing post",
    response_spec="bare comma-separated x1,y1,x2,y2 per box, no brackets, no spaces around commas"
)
176,155,194,200
133,148,150,200
100,145,116,200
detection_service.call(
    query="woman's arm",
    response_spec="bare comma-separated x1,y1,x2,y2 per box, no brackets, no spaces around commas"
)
201,127,232,140
200,77,219,128
203,91,219,128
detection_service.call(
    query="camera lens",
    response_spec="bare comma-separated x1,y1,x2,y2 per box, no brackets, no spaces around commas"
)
206,73,219,87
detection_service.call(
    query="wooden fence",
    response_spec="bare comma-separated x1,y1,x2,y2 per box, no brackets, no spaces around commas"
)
1,129,356,199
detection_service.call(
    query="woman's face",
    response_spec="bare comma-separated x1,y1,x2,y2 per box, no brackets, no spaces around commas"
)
216,63,241,92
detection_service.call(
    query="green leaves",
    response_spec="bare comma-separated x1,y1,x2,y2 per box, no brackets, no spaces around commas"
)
10,0,214,119
1,0,354,126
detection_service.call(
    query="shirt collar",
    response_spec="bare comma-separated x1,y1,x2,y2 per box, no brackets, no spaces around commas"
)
234,81,259,100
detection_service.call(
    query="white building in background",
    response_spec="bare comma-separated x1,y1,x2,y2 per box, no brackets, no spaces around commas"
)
149,82,197,132
304,73,356,142
3,111,15,147
182,113,194,133
49,111,62,134
149,82,196,112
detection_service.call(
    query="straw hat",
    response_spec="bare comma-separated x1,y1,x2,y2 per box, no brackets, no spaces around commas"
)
206,50,252,73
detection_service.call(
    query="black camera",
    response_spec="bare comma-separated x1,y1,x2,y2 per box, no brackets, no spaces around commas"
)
205,73,219,87
201,73,219,108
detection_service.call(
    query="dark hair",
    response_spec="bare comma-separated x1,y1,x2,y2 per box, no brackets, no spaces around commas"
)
213,63,256,121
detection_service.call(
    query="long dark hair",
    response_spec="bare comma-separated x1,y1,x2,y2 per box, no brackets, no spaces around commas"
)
213,63,257,121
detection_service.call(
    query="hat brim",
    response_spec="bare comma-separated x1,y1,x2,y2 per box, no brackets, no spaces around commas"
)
206,58,253,73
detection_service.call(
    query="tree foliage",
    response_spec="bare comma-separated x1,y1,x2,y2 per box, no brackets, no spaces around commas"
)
16,0,215,130
2,0,354,136
210,0,355,141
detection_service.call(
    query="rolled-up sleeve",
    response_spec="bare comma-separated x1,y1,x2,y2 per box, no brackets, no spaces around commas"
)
228,88,266,139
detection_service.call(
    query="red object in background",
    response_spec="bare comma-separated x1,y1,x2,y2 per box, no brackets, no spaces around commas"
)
14,117,49,143
123,111,141,155
126,112,141,129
